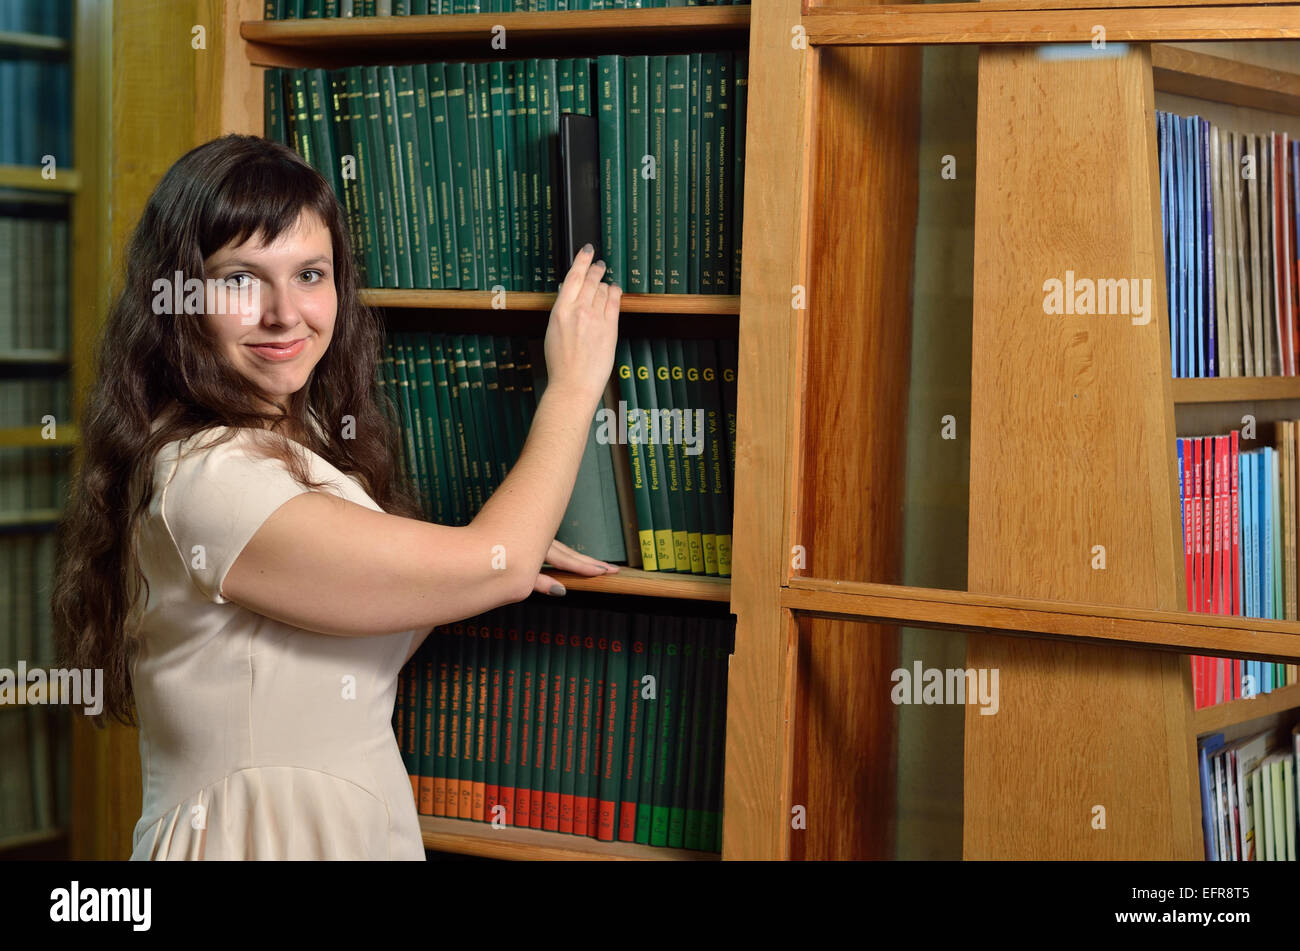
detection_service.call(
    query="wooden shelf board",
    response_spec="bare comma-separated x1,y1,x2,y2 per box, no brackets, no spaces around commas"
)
1152,42,1300,118
241,7,751,66
361,288,739,314
0,424,78,449
1192,681,1300,734
0,165,80,193
0,508,62,530
0,827,66,854
784,577,1300,660
0,349,70,366
1171,377,1300,404
0,30,69,59
419,815,718,860
548,565,730,602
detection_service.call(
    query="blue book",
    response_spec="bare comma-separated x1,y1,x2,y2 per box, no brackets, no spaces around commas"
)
1161,113,1178,376
1198,732,1227,861
1183,117,1195,378
1177,438,1185,540
1175,117,1187,377
1193,116,1205,378
1244,451,1256,619
1262,447,1273,622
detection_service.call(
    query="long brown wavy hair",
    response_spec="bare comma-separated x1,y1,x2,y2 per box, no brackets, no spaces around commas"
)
52,134,420,729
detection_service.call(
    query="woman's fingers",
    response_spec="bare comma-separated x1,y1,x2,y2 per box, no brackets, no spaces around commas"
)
545,538,619,575
557,244,596,309
578,258,608,311
534,572,566,596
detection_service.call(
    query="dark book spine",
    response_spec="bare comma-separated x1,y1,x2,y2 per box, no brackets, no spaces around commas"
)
446,622,464,817
669,337,705,573
419,651,437,815
539,59,561,289
652,336,691,571
459,619,478,818
619,615,649,841
574,609,597,836
699,53,717,295
434,628,452,816
500,607,523,825
666,55,689,292
632,336,675,569
625,56,650,293
361,67,397,287
489,62,513,291
529,611,552,829
715,53,733,293
699,338,733,576
597,55,627,288
514,611,537,826
484,613,506,824
471,64,499,289
668,617,699,847
597,612,629,841
444,63,477,288
649,56,668,293
380,66,414,287
615,337,660,569
559,609,582,834
428,63,460,287
412,66,444,288
684,338,719,575
732,52,747,290
687,53,702,294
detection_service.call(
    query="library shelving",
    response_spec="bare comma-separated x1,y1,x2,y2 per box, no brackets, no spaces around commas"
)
74,0,1300,862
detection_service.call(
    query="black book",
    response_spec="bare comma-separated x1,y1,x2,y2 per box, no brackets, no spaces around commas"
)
557,112,602,277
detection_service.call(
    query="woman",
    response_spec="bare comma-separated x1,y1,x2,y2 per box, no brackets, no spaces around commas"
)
51,134,622,860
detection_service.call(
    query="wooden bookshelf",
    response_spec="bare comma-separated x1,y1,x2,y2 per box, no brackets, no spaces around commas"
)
1193,682,1300,734
362,288,740,314
0,30,67,58
0,424,78,448
0,349,70,366
1151,42,1300,117
419,815,718,860
0,508,62,530
549,565,730,602
0,165,80,192
1172,377,1300,404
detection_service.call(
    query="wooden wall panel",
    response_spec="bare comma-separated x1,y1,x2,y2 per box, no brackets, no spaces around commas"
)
964,44,1196,859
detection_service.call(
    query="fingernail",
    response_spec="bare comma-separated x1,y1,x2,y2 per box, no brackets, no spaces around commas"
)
595,259,606,269
604,564,617,572
582,243,593,254
549,583,566,596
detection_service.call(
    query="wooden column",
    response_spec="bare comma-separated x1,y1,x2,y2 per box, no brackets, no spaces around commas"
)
964,44,1197,859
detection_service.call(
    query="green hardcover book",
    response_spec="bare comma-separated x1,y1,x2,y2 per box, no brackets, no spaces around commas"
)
264,67,285,144
508,63,532,290
624,56,650,293
698,338,732,576
634,616,663,843
289,71,313,166
476,333,510,485
538,58,560,288
395,65,431,288
502,64,524,290
665,55,689,293
427,63,460,288
328,70,368,285
473,617,490,820
485,613,506,823
445,622,464,817
573,58,591,115
559,610,581,833
460,619,478,818
558,58,575,116
683,338,718,575
399,333,434,516
514,335,538,436
631,337,675,570
594,395,628,563
596,55,627,288
649,56,668,293
489,62,513,290
343,67,381,286
699,53,717,295
529,608,553,829
652,337,691,571
708,619,734,851
573,609,597,835
385,337,415,494
492,336,523,467
307,69,343,201
361,67,397,287
686,54,701,293
669,617,700,847
471,64,499,289
543,613,569,826
515,607,536,825
597,612,629,841
525,61,544,289
718,336,738,489
682,622,714,849
434,631,452,816
443,63,477,288
500,607,523,824
650,616,682,846
668,338,705,573
379,66,414,287
449,335,486,517
732,51,747,290
586,611,608,838
715,52,733,293
618,615,649,841
418,652,436,815
429,335,467,525
413,335,450,524
411,65,445,288
304,0,323,13
449,335,488,511
615,338,659,569
401,660,422,805
264,0,279,18
462,335,500,499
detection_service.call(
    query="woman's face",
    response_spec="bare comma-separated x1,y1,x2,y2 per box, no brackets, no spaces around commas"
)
200,209,336,410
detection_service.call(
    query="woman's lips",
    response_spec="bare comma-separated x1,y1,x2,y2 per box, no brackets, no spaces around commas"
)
246,338,307,361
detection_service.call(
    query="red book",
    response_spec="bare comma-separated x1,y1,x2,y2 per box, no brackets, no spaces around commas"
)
1203,436,1214,614
587,628,608,837
1214,436,1226,616
1231,431,1241,616
1193,438,1205,708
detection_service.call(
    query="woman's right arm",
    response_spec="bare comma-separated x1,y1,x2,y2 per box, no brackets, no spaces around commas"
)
219,247,621,637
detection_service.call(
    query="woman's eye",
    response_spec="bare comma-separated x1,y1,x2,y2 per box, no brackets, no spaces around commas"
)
225,273,254,288
300,269,325,283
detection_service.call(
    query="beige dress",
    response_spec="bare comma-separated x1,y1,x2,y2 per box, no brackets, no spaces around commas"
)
129,425,426,860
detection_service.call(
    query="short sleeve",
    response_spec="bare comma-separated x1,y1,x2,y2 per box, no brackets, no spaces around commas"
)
158,428,315,604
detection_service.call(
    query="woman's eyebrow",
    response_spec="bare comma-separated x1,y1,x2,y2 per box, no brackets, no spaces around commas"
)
210,254,333,269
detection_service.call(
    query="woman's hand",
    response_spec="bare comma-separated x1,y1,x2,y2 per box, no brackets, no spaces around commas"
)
543,245,621,403
532,538,620,596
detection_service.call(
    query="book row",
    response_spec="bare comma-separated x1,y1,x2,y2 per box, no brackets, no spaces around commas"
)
1157,111,1300,378
265,52,747,293
1199,726,1300,861
381,332,737,574
264,0,748,18
0,532,57,669
0,60,72,171
1177,430,1300,709
0,215,70,352
0,0,72,36
0,706,69,846
0,378,72,513
396,603,734,851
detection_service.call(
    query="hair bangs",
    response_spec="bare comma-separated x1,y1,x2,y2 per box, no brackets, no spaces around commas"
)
198,150,338,261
